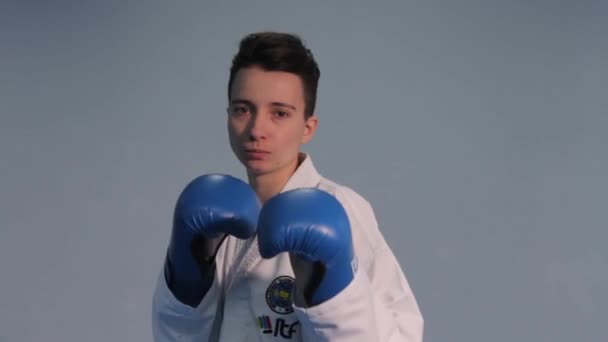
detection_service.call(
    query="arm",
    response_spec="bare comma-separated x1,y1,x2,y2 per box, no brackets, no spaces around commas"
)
293,246,423,342
151,259,224,342
151,174,260,341
258,188,423,341
264,187,423,341
366,245,424,341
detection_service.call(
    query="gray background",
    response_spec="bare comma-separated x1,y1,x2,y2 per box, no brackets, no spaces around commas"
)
1,1,606,341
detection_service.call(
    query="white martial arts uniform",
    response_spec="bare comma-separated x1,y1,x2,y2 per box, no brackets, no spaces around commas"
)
152,153,424,341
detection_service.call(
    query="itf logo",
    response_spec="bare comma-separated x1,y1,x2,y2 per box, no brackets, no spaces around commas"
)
258,315,300,339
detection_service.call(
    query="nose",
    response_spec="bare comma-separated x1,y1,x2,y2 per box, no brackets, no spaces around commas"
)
247,112,268,141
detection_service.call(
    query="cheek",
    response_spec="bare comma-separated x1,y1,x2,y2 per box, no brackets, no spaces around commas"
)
227,122,242,152
227,124,243,156
279,126,305,149
227,119,243,138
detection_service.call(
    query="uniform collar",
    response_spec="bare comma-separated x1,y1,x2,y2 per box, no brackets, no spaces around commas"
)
280,153,322,193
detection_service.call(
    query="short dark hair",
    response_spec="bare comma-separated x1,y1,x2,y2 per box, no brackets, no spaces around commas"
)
228,31,320,119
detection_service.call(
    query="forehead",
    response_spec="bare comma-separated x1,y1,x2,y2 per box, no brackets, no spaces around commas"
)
230,66,305,108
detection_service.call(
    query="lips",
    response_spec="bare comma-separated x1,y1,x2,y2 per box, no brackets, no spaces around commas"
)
244,148,270,153
244,148,270,160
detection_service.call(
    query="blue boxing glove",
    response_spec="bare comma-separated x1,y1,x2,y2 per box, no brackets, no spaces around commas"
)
165,174,260,307
258,188,355,307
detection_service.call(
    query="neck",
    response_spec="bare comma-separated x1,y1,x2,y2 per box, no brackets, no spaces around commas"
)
248,153,303,204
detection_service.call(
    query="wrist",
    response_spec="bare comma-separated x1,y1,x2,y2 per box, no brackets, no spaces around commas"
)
164,250,217,308
289,253,325,307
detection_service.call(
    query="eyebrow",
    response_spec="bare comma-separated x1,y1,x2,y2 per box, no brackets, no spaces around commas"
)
230,99,297,111
271,102,297,111
230,99,254,107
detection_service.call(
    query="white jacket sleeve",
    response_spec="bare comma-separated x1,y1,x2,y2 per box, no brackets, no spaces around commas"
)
368,245,425,341
151,268,224,342
293,187,424,341
292,248,423,342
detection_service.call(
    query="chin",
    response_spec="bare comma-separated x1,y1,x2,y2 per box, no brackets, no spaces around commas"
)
242,159,271,175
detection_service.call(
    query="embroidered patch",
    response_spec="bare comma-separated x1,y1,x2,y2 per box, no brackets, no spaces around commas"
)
265,276,295,314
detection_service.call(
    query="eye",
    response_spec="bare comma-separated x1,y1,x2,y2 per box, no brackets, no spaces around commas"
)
230,106,249,116
274,110,290,118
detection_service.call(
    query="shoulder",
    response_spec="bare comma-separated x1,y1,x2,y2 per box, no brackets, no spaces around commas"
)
317,177,375,225
316,176,387,264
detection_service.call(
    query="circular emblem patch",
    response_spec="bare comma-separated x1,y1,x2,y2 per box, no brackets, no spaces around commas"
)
265,276,295,315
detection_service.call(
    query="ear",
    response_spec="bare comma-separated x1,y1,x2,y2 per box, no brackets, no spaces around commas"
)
301,115,318,144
